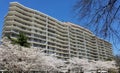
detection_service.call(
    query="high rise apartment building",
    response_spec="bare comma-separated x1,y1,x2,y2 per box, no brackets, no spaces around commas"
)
2,2,113,61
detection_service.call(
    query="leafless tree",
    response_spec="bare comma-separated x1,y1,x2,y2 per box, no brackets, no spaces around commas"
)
73,0,120,48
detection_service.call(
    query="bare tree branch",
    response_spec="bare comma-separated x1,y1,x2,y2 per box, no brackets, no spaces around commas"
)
73,0,120,49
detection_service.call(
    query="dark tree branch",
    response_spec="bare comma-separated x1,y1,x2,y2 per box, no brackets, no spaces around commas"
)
73,0,120,49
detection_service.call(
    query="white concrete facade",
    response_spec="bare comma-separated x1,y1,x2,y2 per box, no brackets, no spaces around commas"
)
2,2,113,61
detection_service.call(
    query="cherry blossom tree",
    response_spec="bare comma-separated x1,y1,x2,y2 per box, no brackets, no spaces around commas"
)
0,37,64,73
115,55,120,73
0,37,44,72
67,57,89,73
94,60,116,73
0,37,117,73
41,55,64,72
67,57,116,73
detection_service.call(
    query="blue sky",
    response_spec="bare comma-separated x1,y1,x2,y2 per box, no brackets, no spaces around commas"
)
0,0,79,35
0,0,119,54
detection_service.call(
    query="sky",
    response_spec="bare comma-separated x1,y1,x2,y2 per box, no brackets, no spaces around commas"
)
0,0,79,35
0,0,119,54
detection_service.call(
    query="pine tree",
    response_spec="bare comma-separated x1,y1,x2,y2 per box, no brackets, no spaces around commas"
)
7,32,30,47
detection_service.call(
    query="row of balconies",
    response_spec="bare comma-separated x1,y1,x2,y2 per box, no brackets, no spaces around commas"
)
47,39,68,47
14,19,31,28
48,35,68,43
9,26,47,41
3,24,110,58
10,2,34,13
10,2,66,32
48,20,67,31
33,24,46,31
14,13,32,23
69,31,76,36
34,11,46,19
70,47,78,51
47,44,68,51
76,29,84,33
10,26,30,34
5,15,15,21
48,41,62,47
34,19,46,26
48,23,67,34
70,50,78,54
55,54,69,59
69,36,76,41
69,30,76,35
34,33,46,38
32,43,46,48
48,38,68,47
86,44,96,49
32,41,46,46
9,11,46,27
34,13,46,19
28,34,46,41
47,33,68,43
14,15,33,25
14,21,31,29
34,29,46,35
14,10,33,21
48,18,66,29
55,50,69,55
69,23,92,35
7,13,99,49
56,35,68,41
55,29,68,37
13,6,32,17
2,29,12,36
55,40,68,46
76,35,84,39
34,15,46,22
10,5,33,17
29,36,46,43
48,28,68,37
86,48,98,53
77,42,85,45
56,49,68,53
2,21,13,30
78,49,86,54
87,51,98,56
